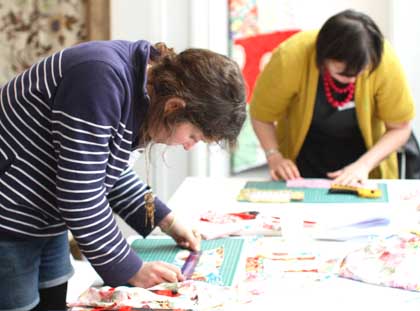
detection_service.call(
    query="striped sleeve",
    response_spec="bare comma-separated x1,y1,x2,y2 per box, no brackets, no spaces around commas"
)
52,61,141,286
108,167,171,236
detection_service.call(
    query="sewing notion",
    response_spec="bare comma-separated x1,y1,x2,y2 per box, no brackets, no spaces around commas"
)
181,251,202,279
329,183,382,198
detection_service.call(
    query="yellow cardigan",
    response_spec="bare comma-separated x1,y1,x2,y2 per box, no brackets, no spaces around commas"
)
250,30,415,179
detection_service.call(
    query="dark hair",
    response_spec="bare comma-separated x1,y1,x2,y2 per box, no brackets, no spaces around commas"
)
316,9,384,76
143,44,246,149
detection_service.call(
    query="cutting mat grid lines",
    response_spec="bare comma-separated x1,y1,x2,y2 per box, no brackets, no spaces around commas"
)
243,181,389,203
131,238,244,286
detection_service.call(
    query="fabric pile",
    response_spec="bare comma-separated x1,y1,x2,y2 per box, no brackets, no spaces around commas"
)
67,280,254,310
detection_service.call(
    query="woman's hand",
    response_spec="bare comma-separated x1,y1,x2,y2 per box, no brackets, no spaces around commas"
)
328,121,411,184
128,261,185,288
267,153,301,181
250,118,300,180
159,213,201,252
327,160,370,185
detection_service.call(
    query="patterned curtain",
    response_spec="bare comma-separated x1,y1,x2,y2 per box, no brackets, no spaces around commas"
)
0,0,88,85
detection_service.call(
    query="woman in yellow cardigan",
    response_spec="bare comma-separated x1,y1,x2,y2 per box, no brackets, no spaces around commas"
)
250,9,415,184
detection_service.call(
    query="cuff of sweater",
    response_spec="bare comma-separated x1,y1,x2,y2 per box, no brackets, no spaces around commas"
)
151,197,171,230
95,248,142,287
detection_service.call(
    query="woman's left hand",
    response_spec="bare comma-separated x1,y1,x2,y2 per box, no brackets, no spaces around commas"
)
159,213,201,252
327,161,370,185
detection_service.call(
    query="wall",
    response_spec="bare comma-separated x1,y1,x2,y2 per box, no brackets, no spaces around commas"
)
389,0,420,140
257,0,390,35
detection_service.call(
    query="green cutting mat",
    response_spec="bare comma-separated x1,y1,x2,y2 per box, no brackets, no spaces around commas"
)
243,181,388,203
131,237,244,286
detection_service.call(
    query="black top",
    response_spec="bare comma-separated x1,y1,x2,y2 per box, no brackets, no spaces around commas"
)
296,75,366,177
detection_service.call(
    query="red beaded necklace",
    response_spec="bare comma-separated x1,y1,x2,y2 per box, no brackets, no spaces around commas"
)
323,70,355,108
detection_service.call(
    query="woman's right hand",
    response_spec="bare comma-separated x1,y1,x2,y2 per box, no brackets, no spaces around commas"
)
128,261,185,288
267,153,301,181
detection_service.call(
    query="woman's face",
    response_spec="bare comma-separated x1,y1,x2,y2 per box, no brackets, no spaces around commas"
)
324,59,360,84
154,122,206,150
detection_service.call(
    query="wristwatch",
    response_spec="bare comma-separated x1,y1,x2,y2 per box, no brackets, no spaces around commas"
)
265,148,280,158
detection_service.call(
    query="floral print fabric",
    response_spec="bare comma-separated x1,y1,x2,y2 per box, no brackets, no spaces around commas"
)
339,233,420,291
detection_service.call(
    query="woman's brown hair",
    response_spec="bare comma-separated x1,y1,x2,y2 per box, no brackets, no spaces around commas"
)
141,43,247,149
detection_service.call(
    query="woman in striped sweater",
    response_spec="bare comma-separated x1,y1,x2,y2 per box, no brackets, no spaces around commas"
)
0,40,246,311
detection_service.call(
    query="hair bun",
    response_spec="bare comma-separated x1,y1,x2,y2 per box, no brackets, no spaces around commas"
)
152,42,176,61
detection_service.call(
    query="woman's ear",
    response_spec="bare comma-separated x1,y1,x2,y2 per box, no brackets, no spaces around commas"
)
164,98,186,115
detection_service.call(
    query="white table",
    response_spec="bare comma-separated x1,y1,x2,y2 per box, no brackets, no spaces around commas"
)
69,177,420,308
167,177,420,229
165,177,420,310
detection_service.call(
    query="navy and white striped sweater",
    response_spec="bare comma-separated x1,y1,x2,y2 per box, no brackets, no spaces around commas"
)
0,40,171,286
